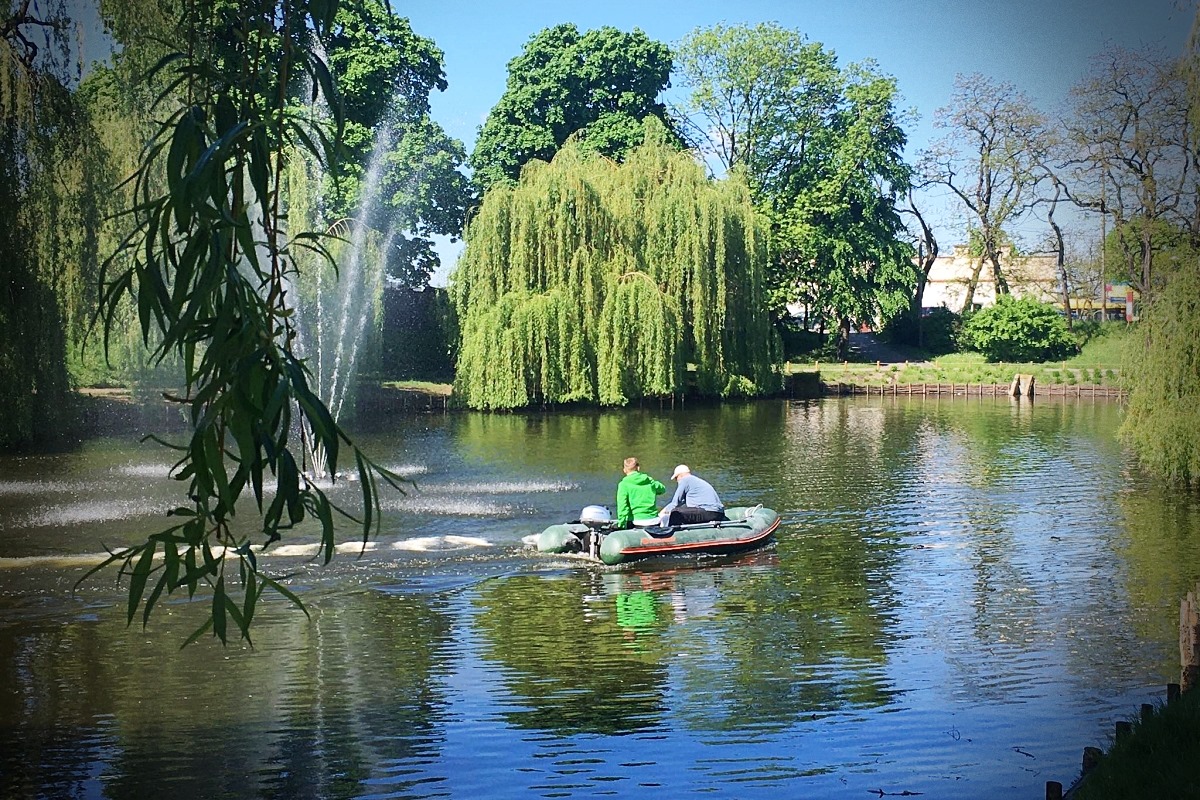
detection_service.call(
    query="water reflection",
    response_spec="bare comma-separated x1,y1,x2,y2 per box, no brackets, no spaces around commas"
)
0,591,454,800
1,397,1198,799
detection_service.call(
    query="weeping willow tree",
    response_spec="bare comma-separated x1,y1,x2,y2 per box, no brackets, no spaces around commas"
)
1120,257,1200,485
451,120,779,410
1,3,114,448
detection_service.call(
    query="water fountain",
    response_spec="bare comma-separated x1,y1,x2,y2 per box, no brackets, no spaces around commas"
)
286,112,389,480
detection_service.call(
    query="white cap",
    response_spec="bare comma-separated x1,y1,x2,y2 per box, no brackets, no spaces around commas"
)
671,464,690,480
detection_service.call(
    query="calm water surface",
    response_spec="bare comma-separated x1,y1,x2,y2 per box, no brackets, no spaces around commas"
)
2,396,1198,799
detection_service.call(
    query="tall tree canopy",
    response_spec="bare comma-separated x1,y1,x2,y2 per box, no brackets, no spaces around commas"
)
321,0,469,288
916,73,1049,312
1118,11,1200,486
674,22,840,199
451,120,779,410
1062,46,1193,296
469,23,679,193
676,25,915,358
1,0,111,447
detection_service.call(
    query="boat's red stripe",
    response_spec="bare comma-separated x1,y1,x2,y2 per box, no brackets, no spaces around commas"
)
629,516,780,555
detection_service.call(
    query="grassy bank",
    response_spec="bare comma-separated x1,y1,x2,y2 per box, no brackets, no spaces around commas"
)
380,325,1135,401
1070,688,1200,799
787,325,1134,391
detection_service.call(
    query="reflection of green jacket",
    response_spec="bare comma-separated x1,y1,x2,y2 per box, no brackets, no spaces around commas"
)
616,471,666,527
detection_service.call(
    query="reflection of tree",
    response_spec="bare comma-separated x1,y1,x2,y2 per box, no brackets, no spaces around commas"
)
464,401,907,730
253,593,453,800
1117,482,1200,660
0,619,112,798
473,575,669,735
0,591,453,800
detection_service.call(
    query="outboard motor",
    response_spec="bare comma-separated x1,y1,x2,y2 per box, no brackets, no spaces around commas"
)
578,505,612,559
579,505,612,530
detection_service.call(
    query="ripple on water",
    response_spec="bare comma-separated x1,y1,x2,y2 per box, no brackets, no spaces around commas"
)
382,495,520,517
0,479,84,496
12,499,163,528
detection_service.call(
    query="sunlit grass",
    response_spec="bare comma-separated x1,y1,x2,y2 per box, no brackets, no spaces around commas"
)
1071,689,1200,800
382,380,453,396
785,324,1134,388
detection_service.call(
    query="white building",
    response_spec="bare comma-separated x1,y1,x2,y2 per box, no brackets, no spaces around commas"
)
921,245,1060,313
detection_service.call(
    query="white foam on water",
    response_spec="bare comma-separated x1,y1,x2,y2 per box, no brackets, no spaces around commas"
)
115,463,175,479
262,541,380,557
425,480,577,495
390,535,490,552
0,552,110,569
384,463,429,478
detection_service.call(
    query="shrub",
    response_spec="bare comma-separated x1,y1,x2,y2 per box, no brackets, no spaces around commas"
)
958,296,1078,362
881,307,961,355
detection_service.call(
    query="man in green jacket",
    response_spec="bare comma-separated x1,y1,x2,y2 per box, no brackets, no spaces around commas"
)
616,457,666,528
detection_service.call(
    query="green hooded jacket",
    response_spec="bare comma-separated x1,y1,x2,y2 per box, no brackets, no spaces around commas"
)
616,471,666,527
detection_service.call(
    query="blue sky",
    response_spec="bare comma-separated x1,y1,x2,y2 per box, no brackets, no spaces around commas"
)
402,0,1192,282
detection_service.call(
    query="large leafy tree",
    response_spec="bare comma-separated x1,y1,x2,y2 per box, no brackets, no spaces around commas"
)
1118,10,1200,485
676,25,915,358
674,22,840,198
451,120,779,410
469,23,678,193
322,0,469,288
1121,256,1200,484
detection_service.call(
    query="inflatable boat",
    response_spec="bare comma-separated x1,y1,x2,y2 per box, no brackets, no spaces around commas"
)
534,504,780,565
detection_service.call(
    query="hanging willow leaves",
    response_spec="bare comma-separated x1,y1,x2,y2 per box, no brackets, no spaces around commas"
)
451,118,780,410
78,0,406,645
1120,259,1200,484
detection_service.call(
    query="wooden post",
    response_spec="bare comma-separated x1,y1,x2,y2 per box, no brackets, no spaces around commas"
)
1141,703,1154,722
1183,585,1200,693
1046,780,1063,800
1168,683,1181,703
1115,720,1132,741
1082,746,1103,774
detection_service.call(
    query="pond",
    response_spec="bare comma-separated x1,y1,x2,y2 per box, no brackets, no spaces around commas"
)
1,396,1198,799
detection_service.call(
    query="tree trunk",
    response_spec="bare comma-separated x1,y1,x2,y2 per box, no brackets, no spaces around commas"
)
1048,187,1072,330
836,316,852,361
961,255,985,314
988,250,1010,296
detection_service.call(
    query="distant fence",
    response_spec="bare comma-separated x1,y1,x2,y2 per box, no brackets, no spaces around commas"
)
819,382,1126,399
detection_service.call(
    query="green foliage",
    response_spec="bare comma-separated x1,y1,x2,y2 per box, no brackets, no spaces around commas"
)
1072,689,1200,800
883,307,961,356
1121,259,1200,484
1,2,112,447
958,296,1077,363
451,120,780,410
469,23,680,193
676,25,915,354
84,0,405,644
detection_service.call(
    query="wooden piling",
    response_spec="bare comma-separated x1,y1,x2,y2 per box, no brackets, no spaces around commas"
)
1168,682,1181,703
1045,780,1063,800
1115,720,1132,741
1082,746,1103,774
1141,703,1154,722
1182,584,1200,693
